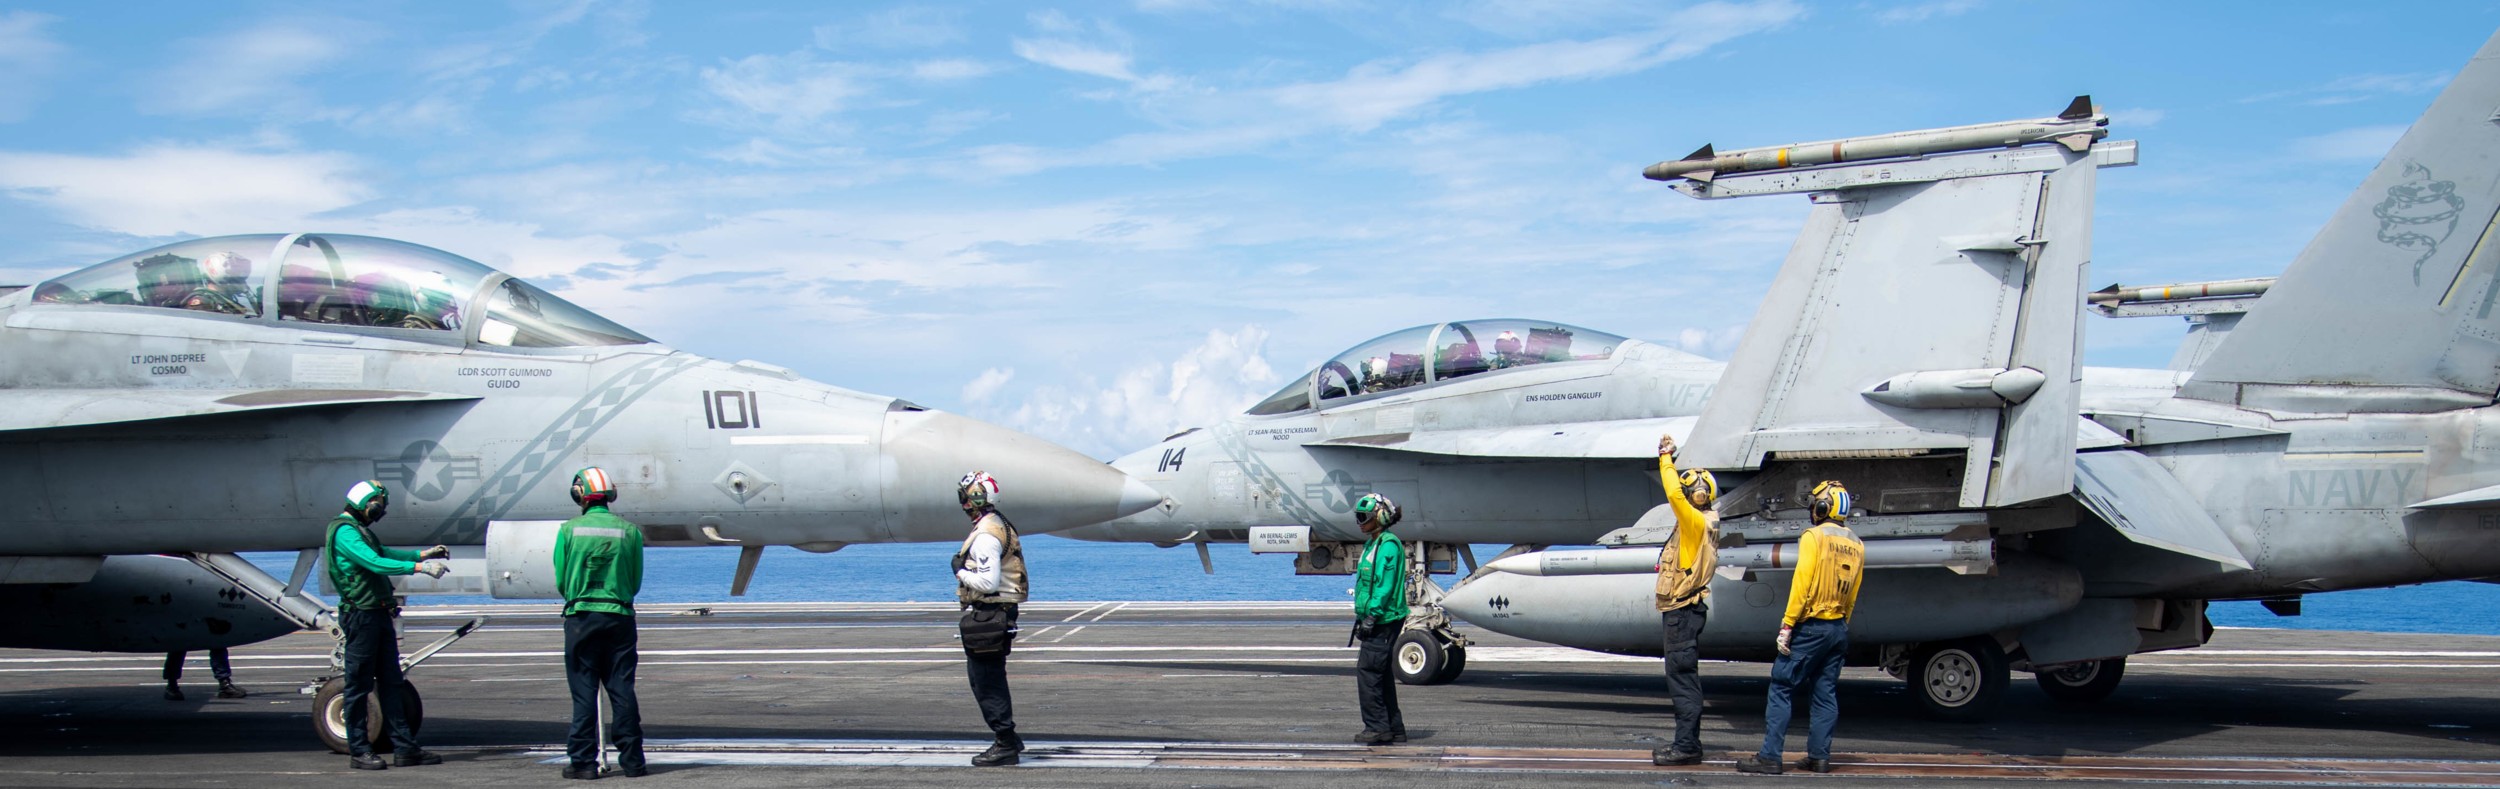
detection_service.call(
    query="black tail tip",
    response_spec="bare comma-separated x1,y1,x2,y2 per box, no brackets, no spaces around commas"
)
2059,95,2094,121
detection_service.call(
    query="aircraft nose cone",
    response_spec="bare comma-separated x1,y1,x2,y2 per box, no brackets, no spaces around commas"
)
881,409,1161,540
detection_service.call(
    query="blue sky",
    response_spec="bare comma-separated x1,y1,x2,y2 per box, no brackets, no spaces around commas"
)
0,2,2492,458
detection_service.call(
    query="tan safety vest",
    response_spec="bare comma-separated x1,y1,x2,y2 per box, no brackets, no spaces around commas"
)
957,512,1028,605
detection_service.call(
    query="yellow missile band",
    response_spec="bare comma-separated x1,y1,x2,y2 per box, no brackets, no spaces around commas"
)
1776,147,1789,168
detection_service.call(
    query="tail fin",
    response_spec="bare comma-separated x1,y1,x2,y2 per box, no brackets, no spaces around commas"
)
2184,30,2500,409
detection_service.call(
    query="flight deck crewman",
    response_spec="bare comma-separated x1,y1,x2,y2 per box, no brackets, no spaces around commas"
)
1348,493,1408,746
1736,481,1864,776
952,471,1028,767
1651,435,1720,766
554,467,647,780
323,481,450,771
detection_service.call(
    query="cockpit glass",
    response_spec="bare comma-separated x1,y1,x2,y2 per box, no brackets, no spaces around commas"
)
274,235,489,331
477,277,651,347
1246,370,1315,415
31,235,286,317
1432,319,1624,383
1316,324,1436,402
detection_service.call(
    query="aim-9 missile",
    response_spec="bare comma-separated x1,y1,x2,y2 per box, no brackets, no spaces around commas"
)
1486,537,1994,577
1643,96,2107,182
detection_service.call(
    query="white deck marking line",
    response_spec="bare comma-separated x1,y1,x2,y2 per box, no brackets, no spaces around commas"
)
1052,626,1085,643
1024,626,1059,639
1089,602,1130,622
2162,649,2500,658
2131,662,2500,669
1061,602,1111,622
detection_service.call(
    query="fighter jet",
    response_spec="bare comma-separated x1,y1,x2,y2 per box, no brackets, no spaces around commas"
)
1060,318,1722,674
0,232,1160,748
1443,30,2500,719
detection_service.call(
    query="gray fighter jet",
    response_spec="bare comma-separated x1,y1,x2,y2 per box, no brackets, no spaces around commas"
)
1442,30,2500,719
0,232,1159,747
1060,318,1723,674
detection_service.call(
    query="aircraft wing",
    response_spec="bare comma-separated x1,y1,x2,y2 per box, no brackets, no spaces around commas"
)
2412,483,2500,510
0,388,480,433
1308,416,1696,459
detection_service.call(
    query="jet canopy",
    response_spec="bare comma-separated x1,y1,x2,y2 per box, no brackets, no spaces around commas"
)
1246,319,1628,415
28,233,650,348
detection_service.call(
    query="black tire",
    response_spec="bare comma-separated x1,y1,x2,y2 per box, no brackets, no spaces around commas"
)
313,678,425,754
1435,645,1467,684
2035,656,2126,703
1393,630,1453,685
1908,638,2008,721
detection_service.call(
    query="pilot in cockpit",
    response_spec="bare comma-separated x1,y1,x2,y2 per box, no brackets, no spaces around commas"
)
179,252,257,316
1492,330,1523,369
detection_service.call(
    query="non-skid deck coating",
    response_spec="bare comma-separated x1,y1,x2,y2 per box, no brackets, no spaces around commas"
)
5,601,2498,788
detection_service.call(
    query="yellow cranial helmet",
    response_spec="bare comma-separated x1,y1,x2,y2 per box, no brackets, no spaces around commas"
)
1809,480,1851,524
1679,468,1718,508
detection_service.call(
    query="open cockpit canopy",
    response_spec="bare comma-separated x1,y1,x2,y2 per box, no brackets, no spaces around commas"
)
1246,319,1626,415
28,234,650,348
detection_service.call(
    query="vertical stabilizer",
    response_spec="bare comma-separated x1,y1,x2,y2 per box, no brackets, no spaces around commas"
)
2185,30,2500,409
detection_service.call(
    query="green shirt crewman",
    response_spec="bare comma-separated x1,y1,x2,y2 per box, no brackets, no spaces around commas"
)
321,480,448,770
553,467,647,779
1349,493,1409,745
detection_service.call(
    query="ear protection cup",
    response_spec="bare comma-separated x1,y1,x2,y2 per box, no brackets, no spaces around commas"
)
958,471,1000,510
1809,480,1851,524
1680,468,1718,508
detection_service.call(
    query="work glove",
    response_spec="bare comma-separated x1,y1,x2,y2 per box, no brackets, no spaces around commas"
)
950,552,968,573
419,545,451,561
414,560,450,579
1776,625,1793,656
1658,434,1677,459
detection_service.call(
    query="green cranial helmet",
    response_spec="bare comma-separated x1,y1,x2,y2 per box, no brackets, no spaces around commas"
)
1353,492,1400,529
344,480,389,522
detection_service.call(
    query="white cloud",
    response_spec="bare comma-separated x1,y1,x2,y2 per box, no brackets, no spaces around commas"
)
0,146,369,237
2105,107,2165,128
138,21,355,116
0,12,66,123
912,58,997,82
963,367,1016,403
2288,124,2407,162
1875,0,1981,25
700,52,871,130
815,6,966,50
986,325,1280,458
1013,38,1144,83
2244,72,2452,106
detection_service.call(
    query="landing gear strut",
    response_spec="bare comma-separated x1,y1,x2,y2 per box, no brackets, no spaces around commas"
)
1393,566,1470,685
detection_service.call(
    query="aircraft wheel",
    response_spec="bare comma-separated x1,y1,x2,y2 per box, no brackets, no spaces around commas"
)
314,678,425,754
1393,631,1455,685
1436,645,1467,684
2035,656,2126,703
1908,638,2007,721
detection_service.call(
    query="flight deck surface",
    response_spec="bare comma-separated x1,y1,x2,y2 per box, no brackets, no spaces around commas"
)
3,602,2496,788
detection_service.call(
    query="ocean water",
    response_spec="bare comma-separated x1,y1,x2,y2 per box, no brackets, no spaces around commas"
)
254,537,2500,636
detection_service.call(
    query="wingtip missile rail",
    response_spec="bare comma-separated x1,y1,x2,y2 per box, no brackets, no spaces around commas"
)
1643,95,2107,182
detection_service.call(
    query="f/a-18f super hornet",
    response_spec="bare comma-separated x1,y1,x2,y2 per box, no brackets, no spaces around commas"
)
0,233,1159,748
1061,318,1723,676
1445,30,2500,719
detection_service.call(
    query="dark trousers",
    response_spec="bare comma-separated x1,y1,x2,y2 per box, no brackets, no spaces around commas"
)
164,648,233,683
1660,604,1707,754
564,611,645,771
1353,622,1405,735
338,608,417,758
1759,617,1848,761
964,603,1018,743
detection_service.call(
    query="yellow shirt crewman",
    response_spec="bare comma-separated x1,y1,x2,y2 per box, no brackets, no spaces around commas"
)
1738,481,1864,776
1650,435,1718,765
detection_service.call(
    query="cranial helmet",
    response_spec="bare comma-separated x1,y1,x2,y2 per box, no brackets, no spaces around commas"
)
1809,480,1851,525
201,251,248,281
1353,493,1400,529
345,480,389,523
1680,468,1718,508
958,471,1000,511
571,467,618,508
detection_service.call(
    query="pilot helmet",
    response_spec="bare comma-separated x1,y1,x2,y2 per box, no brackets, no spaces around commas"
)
958,471,1000,512
1809,480,1851,524
1353,493,1400,530
1680,468,1718,508
344,480,389,523
201,251,248,282
571,467,618,508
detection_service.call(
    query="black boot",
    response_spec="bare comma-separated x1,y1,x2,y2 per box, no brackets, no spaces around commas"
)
972,733,1023,767
393,748,442,767
561,763,601,779
1735,754,1783,774
348,754,388,771
217,680,248,699
1797,756,1833,773
162,683,183,701
1653,746,1703,766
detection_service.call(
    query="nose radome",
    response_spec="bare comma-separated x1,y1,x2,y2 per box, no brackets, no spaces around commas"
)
881,409,1162,539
